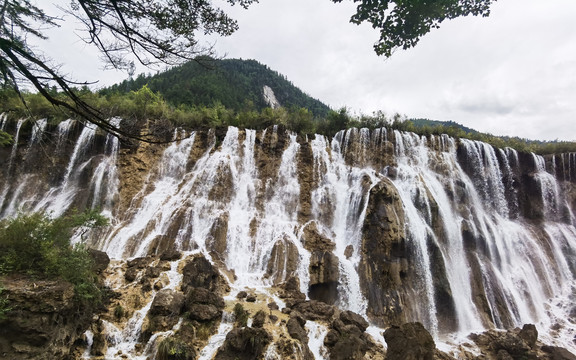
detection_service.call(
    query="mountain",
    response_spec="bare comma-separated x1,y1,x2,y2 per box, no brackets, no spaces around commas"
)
102,58,332,117
409,118,479,134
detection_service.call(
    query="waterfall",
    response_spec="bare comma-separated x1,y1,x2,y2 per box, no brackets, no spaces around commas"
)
0,119,25,214
2,119,576,357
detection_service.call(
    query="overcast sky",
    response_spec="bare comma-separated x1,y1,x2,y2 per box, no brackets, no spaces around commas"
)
44,0,576,141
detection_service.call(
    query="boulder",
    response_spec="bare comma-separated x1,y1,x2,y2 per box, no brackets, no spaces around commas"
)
541,346,576,360
149,289,185,316
184,287,224,322
214,327,271,360
291,300,335,321
340,310,369,332
187,304,221,322
252,310,267,328
324,314,378,360
518,324,538,348
181,255,225,293
287,315,308,343
88,249,110,274
384,322,435,360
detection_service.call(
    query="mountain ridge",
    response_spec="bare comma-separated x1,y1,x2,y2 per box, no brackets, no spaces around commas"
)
101,58,332,117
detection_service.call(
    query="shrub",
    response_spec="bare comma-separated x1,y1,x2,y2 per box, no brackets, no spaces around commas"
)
156,336,194,360
0,210,108,304
233,303,249,328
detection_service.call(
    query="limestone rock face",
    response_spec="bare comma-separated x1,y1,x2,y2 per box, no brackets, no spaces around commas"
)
359,178,410,326
383,322,435,360
0,277,94,360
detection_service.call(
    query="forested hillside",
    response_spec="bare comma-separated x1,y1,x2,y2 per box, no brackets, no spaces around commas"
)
101,58,331,117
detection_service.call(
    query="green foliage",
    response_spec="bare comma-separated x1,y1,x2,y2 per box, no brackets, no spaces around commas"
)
0,130,13,146
333,0,494,57
0,210,108,303
0,284,11,320
114,304,125,319
101,58,331,118
156,336,194,360
233,303,249,328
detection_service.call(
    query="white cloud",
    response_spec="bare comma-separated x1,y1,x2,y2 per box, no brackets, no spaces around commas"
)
38,0,576,141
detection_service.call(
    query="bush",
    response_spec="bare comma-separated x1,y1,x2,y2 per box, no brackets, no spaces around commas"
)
233,303,249,328
156,336,194,360
0,210,108,303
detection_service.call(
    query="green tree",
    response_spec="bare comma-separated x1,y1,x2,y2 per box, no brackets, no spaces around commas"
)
0,210,108,303
333,0,494,57
0,0,257,141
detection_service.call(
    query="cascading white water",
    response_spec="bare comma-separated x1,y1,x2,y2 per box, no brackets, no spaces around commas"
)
102,130,196,258
0,119,25,214
2,120,576,358
309,131,379,314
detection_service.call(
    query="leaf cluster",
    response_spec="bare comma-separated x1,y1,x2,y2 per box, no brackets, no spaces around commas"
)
0,210,108,303
334,0,494,57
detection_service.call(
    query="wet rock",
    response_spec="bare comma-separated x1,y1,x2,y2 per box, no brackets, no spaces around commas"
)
127,256,151,269
88,249,110,274
246,295,257,302
383,322,435,360
340,310,369,332
236,291,248,299
308,251,339,305
181,255,227,294
541,345,576,360
344,245,354,259
279,276,306,301
145,266,161,279
159,249,182,261
208,213,229,261
252,310,267,328
265,238,299,285
301,222,335,252
359,179,413,326
518,323,538,348
188,304,221,322
90,321,108,356
287,316,308,343
124,267,140,282
324,312,380,360
214,327,271,360
184,287,224,322
291,300,335,321
150,289,185,316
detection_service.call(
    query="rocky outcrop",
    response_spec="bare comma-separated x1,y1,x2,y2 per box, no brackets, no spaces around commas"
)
214,327,272,360
147,289,185,332
384,322,435,360
469,324,576,360
359,178,411,326
184,287,225,322
324,310,382,360
0,276,95,360
301,222,340,304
